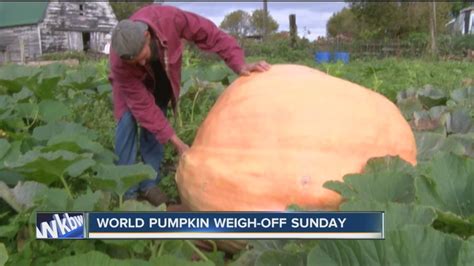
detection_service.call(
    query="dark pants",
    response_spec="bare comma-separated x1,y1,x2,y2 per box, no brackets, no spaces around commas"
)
115,108,166,199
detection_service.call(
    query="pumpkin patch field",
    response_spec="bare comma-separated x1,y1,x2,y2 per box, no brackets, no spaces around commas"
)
0,59,473,265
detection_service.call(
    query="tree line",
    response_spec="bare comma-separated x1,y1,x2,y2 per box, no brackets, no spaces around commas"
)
326,2,473,41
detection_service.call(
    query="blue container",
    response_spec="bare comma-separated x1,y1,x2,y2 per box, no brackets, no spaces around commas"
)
315,51,331,64
333,52,350,64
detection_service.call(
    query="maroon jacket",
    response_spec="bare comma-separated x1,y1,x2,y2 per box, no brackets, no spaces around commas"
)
109,5,246,144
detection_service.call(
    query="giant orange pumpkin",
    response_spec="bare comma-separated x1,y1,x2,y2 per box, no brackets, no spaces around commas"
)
175,64,417,211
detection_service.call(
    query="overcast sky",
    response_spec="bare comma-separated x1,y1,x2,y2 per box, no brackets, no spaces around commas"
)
163,2,347,40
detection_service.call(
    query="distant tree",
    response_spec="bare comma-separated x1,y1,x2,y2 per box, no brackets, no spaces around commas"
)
250,9,279,36
110,0,154,21
450,1,473,17
326,7,357,38
341,1,454,40
349,2,403,40
220,10,252,38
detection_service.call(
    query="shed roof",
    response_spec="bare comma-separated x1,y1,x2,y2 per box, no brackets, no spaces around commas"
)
0,2,49,28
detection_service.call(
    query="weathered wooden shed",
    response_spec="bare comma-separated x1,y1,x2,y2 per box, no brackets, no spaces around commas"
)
446,6,474,35
0,1,118,64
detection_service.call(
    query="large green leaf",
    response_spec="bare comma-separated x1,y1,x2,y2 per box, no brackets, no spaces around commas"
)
0,181,47,212
60,66,100,91
0,242,8,266
9,150,84,185
396,91,424,120
255,250,305,266
90,164,156,196
66,158,96,178
416,153,474,218
445,108,473,135
459,237,474,265
414,132,470,161
416,85,448,108
324,156,416,204
40,63,67,80
15,102,39,119
72,189,102,211
307,225,466,266
0,140,21,168
149,255,214,266
0,139,10,161
450,87,474,106
33,76,62,100
0,64,42,94
340,200,436,232
38,100,71,122
12,87,33,102
32,122,97,142
118,200,166,212
34,188,70,211
196,65,231,83
44,134,104,154
47,251,151,266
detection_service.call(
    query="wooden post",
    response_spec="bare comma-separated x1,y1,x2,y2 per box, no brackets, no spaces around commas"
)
430,1,437,56
19,38,25,64
263,0,268,41
289,14,297,48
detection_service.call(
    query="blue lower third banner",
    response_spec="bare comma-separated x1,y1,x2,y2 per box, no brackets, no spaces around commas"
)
36,212,85,239
87,212,384,239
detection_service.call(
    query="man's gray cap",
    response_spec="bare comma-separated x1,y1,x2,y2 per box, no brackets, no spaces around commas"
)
111,20,148,60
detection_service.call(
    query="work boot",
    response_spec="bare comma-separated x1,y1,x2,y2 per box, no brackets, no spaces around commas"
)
138,186,169,207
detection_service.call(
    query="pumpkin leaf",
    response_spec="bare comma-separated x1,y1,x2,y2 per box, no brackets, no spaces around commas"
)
15,102,39,119
307,225,465,266
0,139,11,161
38,100,71,123
60,66,98,89
340,200,436,232
117,200,166,212
32,121,98,142
196,65,231,83
459,237,474,265
0,243,8,266
71,189,103,211
255,250,306,266
9,150,84,185
34,187,70,211
416,153,474,219
66,158,96,178
47,251,151,266
416,85,448,108
445,108,473,135
44,134,105,155
0,64,42,93
0,181,48,212
149,255,214,266
450,87,474,105
414,132,471,161
90,164,156,196
324,156,416,204
33,76,62,100
12,87,33,102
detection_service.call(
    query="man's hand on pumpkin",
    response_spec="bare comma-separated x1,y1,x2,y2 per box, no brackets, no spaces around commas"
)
170,134,189,156
239,61,271,76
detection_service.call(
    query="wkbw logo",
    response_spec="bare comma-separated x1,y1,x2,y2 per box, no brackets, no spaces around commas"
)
36,212,85,239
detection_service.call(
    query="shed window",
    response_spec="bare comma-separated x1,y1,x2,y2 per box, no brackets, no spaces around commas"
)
79,4,84,16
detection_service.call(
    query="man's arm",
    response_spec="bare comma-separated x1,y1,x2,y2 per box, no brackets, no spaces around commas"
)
113,75,175,145
174,9,247,74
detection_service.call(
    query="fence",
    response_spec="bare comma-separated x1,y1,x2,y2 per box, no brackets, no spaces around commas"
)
314,34,474,59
